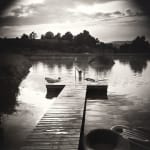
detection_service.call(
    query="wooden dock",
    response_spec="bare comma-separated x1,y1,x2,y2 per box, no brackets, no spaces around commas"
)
21,85,87,150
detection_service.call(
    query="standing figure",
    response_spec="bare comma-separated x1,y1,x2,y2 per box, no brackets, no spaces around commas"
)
78,70,82,81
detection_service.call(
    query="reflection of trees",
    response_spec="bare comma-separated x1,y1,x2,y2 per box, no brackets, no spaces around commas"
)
130,59,147,73
119,56,148,73
74,56,89,71
0,54,31,126
0,79,18,115
38,58,74,70
89,55,115,73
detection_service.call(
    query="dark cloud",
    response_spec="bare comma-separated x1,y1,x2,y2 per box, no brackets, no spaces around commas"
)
11,6,32,17
94,11,125,18
0,16,16,26
125,9,144,17
0,7,146,27
0,2,71,27
0,0,16,15
87,9,145,20
113,11,124,15
76,0,119,4
0,0,149,37
126,9,135,16
132,0,150,20
0,14,63,27
0,0,150,17
0,0,122,15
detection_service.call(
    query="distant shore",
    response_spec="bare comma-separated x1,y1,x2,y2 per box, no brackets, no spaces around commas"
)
1,35,150,54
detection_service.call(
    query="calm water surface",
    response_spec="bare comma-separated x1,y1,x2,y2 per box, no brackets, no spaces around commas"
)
1,55,150,150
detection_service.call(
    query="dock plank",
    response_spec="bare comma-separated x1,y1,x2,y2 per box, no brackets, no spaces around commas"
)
21,85,87,150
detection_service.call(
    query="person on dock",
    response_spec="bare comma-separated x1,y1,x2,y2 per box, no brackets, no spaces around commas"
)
75,66,83,81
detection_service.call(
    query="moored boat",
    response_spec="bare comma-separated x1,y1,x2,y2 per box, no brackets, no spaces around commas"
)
45,77,61,83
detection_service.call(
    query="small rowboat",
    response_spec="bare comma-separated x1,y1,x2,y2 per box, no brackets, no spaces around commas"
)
45,77,61,83
84,78,96,82
84,78,107,82
111,125,150,149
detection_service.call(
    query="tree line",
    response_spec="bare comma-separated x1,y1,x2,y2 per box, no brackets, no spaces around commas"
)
117,36,150,53
0,30,150,53
20,30,99,47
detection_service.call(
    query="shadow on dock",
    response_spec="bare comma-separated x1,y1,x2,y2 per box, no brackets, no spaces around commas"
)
86,85,108,99
46,85,65,99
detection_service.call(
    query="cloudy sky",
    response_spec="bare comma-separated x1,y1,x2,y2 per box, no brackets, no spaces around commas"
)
0,0,150,42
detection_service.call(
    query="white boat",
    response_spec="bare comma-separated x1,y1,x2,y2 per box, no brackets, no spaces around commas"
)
84,78,96,82
45,77,61,83
84,78,107,82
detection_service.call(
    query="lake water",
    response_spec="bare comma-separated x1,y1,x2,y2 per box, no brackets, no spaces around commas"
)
1,55,150,150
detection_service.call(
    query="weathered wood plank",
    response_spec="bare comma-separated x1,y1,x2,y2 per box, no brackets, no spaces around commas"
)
21,85,87,150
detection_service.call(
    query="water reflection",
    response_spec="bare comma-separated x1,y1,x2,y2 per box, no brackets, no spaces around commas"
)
32,56,115,83
32,57,74,70
118,56,148,73
1,54,150,150
0,79,18,115
0,79,19,148
0,54,31,149
89,56,115,79
89,55,114,69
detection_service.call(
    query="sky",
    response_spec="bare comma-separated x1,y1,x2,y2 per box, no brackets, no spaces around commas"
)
0,0,150,42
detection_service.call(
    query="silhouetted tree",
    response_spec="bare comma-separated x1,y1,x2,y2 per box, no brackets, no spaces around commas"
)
44,31,54,39
74,30,97,47
55,33,61,40
29,32,37,40
132,36,149,52
62,32,73,41
41,34,45,39
119,36,150,53
21,34,29,40
95,38,100,43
